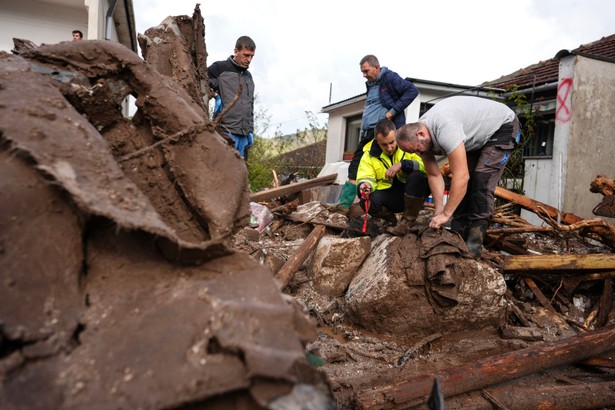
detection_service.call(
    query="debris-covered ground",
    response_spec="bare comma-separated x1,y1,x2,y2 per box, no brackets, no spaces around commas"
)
233,198,615,409
2,5,615,410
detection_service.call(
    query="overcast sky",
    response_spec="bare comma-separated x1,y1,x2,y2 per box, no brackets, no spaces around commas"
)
132,0,614,137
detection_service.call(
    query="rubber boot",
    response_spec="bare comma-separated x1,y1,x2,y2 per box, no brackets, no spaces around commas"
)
375,208,398,226
386,195,424,236
333,181,356,211
466,220,488,258
450,218,468,240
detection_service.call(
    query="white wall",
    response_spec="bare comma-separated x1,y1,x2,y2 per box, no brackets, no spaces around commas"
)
564,56,615,222
521,55,615,224
520,159,555,225
0,0,88,52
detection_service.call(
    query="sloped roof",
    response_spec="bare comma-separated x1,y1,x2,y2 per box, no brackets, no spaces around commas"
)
485,33,615,90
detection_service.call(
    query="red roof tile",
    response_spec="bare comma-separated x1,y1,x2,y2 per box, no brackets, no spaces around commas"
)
484,33,615,90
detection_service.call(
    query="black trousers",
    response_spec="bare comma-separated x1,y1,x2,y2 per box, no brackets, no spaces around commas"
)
358,171,429,215
453,117,520,224
347,128,375,181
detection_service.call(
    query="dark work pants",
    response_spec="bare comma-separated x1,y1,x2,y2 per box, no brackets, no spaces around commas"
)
358,170,429,216
453,117,520,225
347,128,375,181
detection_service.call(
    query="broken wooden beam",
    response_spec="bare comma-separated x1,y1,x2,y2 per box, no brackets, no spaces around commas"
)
523,277,557,313
275,224,326,289
503,254,615,272
597,279,613,327
495,186,615,250
355,323,615,409
494,186,582,225
590,174,615,196
250,173,337,202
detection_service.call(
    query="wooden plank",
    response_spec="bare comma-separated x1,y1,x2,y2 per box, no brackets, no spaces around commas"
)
275,224,326,289
503,254,615,272
355,324,615,409
597,279,613,327
523,278,557,313
250,173,337,202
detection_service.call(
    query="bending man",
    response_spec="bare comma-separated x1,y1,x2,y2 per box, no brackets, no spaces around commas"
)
357,119,428,236
396,96,520,257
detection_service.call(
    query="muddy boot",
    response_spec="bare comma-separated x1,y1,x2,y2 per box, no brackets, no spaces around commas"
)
348,203,365,218
333,181,356,212
386,195,424,236
466,220,488,258
450,218,468,240
375,208,398,226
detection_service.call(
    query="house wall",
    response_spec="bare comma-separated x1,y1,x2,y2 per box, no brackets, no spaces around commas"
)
522,55,615,225
324,100,364,164
564,56,615,222
0,0,88,52
521,56,575,225
522,158,554,220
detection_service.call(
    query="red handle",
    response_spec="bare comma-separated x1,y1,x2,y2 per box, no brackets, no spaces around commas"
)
361,191,370,234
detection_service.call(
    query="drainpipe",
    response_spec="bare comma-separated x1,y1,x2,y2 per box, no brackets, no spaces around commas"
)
105,0,119,41
501,82,558,97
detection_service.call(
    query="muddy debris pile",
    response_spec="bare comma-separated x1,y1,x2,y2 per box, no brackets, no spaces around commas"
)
234,181,615,409
0,8,333,410
241,178,615,409
2,5,615,410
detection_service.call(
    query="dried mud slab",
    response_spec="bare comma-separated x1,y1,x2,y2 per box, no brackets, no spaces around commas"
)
16,38,250,250
0,148,83,363
0,41,333,408
138,5,209,113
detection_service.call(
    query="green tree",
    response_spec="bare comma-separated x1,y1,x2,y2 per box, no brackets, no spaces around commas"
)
247,109,327,192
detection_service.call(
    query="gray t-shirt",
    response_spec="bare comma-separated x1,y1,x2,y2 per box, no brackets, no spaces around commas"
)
420,96,515,155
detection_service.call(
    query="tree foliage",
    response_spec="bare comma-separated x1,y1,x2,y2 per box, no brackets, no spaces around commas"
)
247,107,327,192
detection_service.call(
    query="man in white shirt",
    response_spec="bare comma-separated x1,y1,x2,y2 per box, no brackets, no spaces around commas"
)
397,96,520,257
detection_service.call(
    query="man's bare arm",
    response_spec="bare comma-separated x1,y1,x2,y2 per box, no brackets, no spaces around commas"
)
429,144,469,228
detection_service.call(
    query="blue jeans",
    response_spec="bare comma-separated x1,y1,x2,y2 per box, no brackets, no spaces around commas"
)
224,131,253,158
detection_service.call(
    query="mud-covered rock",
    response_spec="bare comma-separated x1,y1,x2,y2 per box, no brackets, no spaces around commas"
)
345,230,507,338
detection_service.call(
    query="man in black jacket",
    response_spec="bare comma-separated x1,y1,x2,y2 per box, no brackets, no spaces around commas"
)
208,36,256,159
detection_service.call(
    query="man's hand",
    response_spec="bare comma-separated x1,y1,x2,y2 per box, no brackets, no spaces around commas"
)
385,111,393,120
359,183,371,196
429,212,451,229
385,163,402,179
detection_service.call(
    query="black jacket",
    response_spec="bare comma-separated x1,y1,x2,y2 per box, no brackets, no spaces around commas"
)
208,56,254,135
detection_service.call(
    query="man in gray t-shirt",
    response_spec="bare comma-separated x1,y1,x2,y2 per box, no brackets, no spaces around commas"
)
396,96,520,258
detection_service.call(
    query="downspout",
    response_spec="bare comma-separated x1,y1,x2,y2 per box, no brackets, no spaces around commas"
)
124,0,138,53
105,0,119,41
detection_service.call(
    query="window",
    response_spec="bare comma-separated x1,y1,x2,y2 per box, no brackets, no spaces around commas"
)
344,114,362,154
523,115,554,158
419,102,434,117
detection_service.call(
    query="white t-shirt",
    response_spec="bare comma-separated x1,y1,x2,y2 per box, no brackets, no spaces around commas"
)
420,96,515,155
